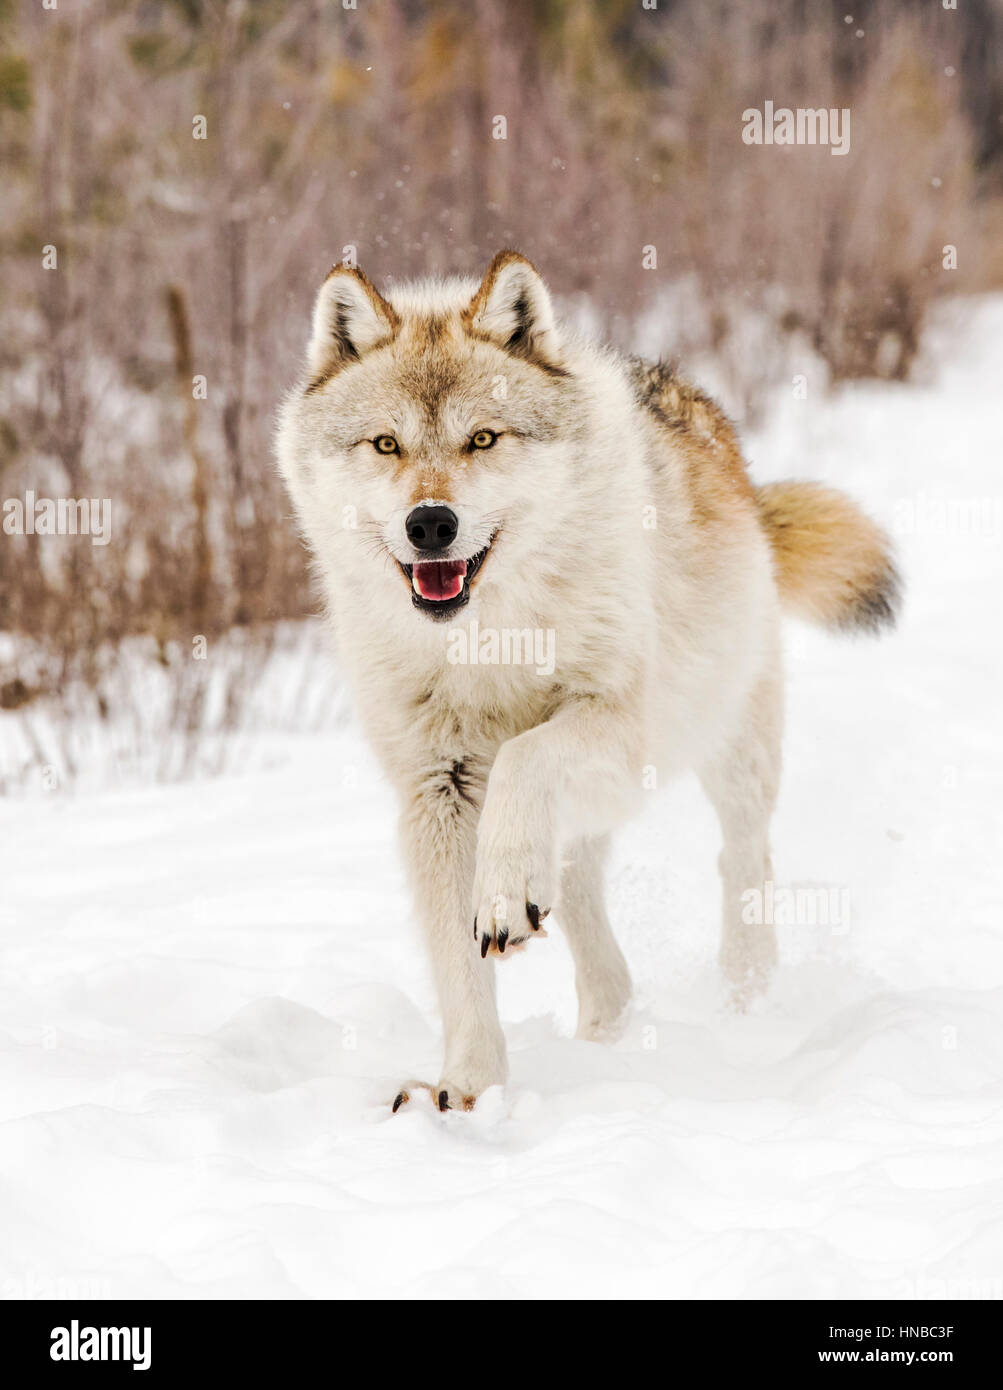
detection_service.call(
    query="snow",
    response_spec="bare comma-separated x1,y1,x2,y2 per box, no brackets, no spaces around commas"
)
2,298,1002,1301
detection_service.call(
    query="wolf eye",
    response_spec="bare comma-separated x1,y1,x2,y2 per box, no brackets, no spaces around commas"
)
470,429,497,450
373,435,400,455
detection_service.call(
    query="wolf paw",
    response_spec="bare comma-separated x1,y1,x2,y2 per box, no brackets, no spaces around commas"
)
473,898,551,958
389,1078,497,1113
720,928,777,1010
472,833,555,959
575,964,632,1041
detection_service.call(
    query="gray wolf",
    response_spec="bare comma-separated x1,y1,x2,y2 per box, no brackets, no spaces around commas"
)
275,250,900,1111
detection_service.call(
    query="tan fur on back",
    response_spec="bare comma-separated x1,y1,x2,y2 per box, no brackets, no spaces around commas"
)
630,359,756,529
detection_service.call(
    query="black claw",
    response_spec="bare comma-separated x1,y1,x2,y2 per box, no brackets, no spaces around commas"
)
392,1092,406,1113
480,931,490,959
497,928,508,954
473,915,478,939
527,902,540,930
438,1089,450,1112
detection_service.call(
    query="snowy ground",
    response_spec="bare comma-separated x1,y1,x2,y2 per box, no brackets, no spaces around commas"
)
2,300,1002,1301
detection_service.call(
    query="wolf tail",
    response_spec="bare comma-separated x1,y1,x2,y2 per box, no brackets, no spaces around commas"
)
754,481,901,634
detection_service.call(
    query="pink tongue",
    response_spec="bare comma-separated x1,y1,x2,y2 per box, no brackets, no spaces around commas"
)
414,558,468,601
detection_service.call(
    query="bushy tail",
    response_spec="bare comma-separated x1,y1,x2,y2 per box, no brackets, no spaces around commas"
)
755,481,901,634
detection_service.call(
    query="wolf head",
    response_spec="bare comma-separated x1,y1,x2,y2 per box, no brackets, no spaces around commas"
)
276,252,599,634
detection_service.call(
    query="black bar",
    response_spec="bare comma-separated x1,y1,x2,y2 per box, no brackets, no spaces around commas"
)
2,1299,997,1377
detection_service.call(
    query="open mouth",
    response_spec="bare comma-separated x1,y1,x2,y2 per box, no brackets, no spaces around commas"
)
397,539,494,619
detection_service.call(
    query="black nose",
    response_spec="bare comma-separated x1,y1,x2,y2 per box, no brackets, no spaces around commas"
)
405,504,458,552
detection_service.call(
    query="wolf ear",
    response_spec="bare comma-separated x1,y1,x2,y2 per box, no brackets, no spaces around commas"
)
463,251,561,367
307,265,399,380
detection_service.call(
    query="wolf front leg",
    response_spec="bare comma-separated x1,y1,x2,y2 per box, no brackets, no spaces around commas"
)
473,696,643,955
396,775,508,1111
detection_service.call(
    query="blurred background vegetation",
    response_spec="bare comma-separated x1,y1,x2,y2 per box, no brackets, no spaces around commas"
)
0,0,1000,775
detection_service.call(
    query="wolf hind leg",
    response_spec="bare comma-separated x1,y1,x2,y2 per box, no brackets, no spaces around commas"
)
559,835,632,1040
698,672,783,1005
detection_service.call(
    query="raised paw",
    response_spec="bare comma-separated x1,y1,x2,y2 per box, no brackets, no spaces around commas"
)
472,766,557,960
474,900,550,958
